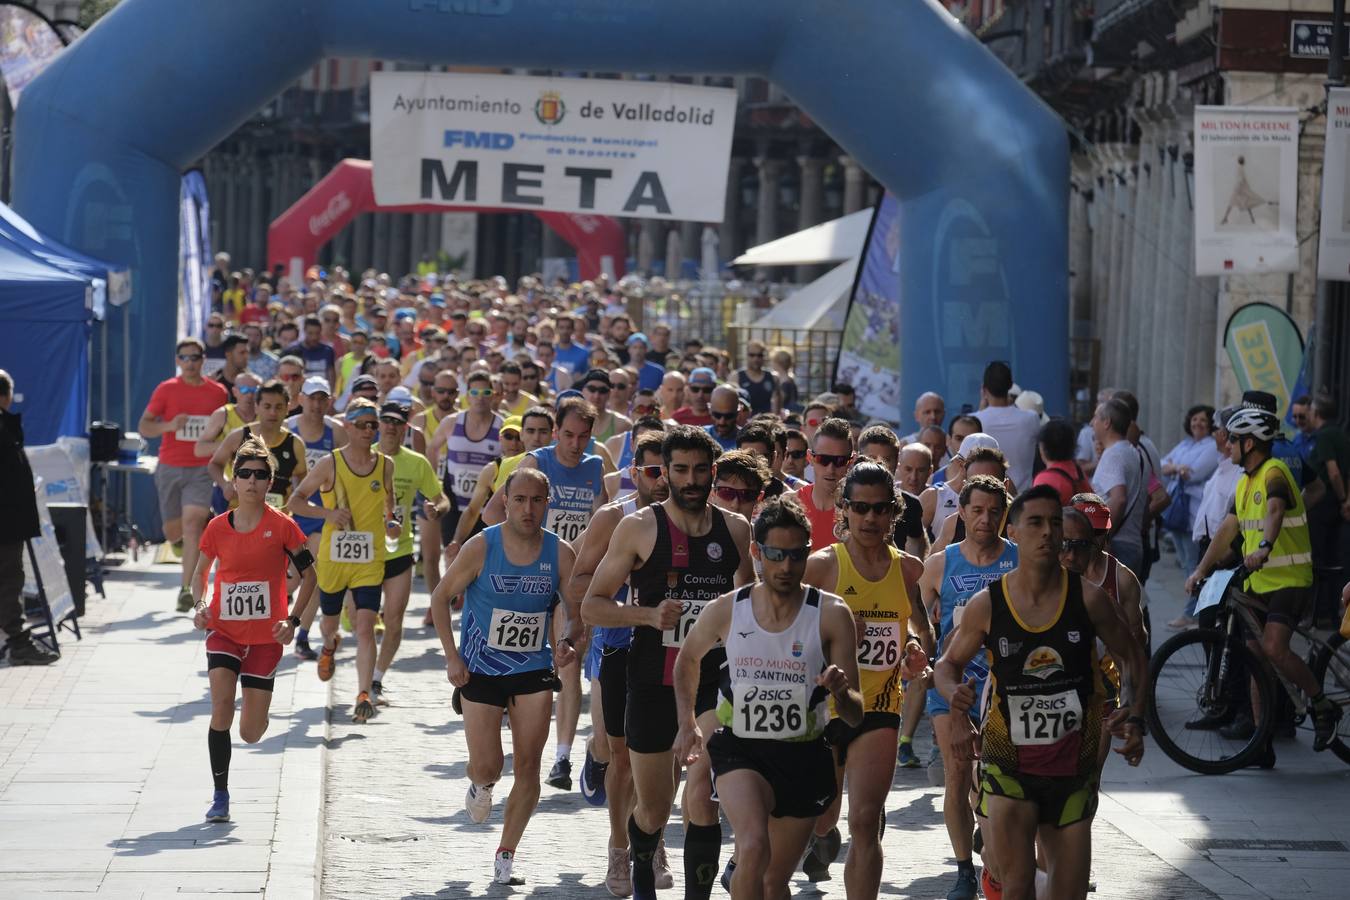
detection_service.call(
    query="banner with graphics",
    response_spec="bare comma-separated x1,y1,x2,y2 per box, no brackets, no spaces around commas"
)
178,171,212,344
1318,88,1350,280
1223,301,1305,421
1194,106,1300,275
370,72,737,221
0,4,65,109
834,196,902,423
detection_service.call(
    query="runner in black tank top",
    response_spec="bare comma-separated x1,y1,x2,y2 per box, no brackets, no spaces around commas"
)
580,426,754,900
628,504,740,701
932,486,1149,900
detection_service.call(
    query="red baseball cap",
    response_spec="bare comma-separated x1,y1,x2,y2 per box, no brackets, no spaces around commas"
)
1073,499,1112,532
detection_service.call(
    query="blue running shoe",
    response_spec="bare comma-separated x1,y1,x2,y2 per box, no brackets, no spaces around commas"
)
897,740,920,768
206,790,230,822
579,745,608,807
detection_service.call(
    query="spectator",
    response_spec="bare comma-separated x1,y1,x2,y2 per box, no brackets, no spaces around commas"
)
0,370,58,665
1033,418,1093,505
975,361,1040,492
735,340,779,415
1305,395,1350,625
1170,405,1242,629
1160,405,1222,592
831,382,869,429
770,346,799,412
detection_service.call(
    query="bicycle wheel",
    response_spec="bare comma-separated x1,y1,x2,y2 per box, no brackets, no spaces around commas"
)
1311,632,1350,765
1147,629,1276,774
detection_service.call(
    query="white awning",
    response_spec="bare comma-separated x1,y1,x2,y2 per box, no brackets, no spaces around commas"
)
749,258,857,331
732,208,873,267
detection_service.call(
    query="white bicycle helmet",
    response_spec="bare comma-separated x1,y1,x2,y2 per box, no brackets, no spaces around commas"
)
1224,407,1280,441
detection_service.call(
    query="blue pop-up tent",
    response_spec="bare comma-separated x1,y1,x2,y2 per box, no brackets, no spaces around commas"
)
0,234,92,444
0,201,128,320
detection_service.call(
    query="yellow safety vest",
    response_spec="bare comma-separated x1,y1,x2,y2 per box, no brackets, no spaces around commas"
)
1236,457,1312,593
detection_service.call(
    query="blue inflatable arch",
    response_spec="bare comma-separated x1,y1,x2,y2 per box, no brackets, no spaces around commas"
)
13,0,1067,431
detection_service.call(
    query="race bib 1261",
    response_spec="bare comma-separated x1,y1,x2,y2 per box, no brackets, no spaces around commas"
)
487,607,547,653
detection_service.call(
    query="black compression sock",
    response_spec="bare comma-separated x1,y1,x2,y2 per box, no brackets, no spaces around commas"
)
208,727,231,792
684,822,721,900
628,815,660,896
957,857,975,874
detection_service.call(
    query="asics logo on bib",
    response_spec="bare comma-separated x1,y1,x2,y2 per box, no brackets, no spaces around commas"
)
741,685,798,703
488,574,554,595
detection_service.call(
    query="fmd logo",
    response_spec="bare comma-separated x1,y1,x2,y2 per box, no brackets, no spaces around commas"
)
444,130,515,150
408,0,513,15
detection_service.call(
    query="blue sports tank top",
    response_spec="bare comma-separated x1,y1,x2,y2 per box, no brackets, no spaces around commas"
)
461,525,561,675
937,538,1018,676
531,445,605,543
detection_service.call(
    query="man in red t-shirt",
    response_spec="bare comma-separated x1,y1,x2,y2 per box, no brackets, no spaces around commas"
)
1033,419,1093,506
799,417,855,551
672,366,716,426
139,338,229,612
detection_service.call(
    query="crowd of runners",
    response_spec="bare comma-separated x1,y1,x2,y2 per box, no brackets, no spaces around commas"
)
147,262,1343,900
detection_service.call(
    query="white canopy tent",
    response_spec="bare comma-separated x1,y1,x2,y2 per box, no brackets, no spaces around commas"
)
749,258,858,331
731,208,873,267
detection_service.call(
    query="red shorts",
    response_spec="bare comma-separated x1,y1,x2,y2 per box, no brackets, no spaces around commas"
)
206,631,283,692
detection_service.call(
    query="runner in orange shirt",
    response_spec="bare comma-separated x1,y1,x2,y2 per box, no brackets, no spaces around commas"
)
191,436,311,824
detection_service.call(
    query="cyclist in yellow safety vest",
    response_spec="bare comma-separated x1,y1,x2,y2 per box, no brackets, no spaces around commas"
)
1185,405,1342,754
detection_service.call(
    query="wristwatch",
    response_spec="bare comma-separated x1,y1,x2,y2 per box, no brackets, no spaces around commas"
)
1257,539,1273,550
1126,714,1148,736
288,615,302,628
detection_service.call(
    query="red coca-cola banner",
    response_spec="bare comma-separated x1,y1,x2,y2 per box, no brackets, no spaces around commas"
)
268,159,627,282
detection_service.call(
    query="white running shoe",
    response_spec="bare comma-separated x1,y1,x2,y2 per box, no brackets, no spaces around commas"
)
494,849,525,885
654,839,674,890
465,782,494,824
606,846,633,897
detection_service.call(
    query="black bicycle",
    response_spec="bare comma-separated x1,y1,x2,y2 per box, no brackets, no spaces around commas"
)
1145,567,1350,774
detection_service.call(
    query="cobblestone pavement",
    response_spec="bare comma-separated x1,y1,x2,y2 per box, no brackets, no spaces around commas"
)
320,588,1224,899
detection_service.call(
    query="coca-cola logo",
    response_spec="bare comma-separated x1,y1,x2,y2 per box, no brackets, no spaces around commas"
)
309,192,352,236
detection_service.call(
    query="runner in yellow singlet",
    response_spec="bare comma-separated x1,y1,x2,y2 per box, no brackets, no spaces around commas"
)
288,398,397,724
802,460,932,897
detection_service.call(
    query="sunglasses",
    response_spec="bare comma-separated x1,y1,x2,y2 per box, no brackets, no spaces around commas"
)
845,499,897,516
1061,539,1096,552
419,379,437,388
236,385,258,395
785,449,807,460
813,452,852,468
747,352,764,358
434,387,457,395
688,385,712,394
279,373,302,382
206,323,223,329
234,467,271,481
716,485,759,504
177,353,203,363
806,417,824,428
634,464,664,479
467,387,494,398
353,420,379,432
710,410,738,420
758,544,810,563
380,417,406,426
584,385,611,395
632,405,659,416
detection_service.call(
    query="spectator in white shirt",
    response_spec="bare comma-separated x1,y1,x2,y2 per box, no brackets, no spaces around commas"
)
975,361,1041,492
1171,406,1243,628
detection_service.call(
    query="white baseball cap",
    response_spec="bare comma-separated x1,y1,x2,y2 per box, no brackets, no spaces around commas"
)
955,432,1000,460
301,375,331,396
386,386,414,407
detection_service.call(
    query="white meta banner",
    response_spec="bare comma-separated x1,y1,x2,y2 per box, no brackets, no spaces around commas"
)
1193,106,1300,276
370,72,737,221
1319,88,1350,280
